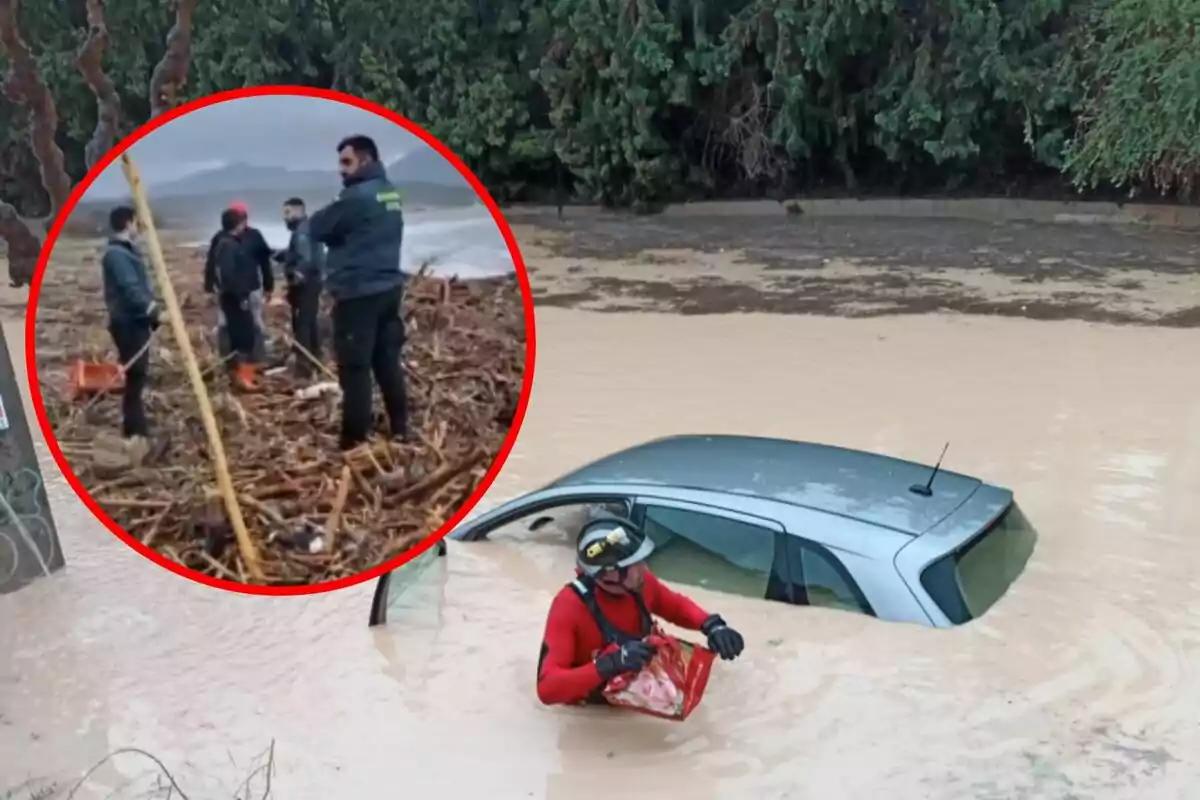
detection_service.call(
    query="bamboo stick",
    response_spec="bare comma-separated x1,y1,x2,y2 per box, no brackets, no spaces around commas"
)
119,151,264,582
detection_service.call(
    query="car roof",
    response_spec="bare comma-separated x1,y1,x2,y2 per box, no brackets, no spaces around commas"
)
549,434,989,536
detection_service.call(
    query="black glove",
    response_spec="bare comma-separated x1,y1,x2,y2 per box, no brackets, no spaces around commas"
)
594,640,657,680
271,249,288,264
701,614,744,661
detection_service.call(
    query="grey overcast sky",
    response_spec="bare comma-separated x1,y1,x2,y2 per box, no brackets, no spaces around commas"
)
88,94,423,197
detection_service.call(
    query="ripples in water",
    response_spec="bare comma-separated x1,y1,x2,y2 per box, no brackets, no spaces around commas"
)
1,312,1197,798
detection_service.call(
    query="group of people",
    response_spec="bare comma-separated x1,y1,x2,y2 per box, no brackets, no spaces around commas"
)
100,134,412,453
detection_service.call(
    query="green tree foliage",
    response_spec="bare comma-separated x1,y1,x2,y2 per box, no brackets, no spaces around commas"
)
1,0,1197,210
1063,0,1200,197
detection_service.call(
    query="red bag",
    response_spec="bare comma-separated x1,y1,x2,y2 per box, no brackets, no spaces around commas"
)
601,631,716,721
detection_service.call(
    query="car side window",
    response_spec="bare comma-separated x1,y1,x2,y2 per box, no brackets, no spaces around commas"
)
640,504,782,601
486,500,629,542
791,541,874,616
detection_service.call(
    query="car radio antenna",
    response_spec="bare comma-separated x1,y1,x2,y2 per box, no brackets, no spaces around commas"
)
909,441,950,497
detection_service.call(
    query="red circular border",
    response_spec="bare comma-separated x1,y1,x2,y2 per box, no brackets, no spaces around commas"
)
23,85,538,596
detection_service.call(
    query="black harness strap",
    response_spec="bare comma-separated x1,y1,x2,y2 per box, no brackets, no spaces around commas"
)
569,577,652,646
569,577,654,705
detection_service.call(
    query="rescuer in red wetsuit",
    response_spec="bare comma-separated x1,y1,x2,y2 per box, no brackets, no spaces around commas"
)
536,516,745,706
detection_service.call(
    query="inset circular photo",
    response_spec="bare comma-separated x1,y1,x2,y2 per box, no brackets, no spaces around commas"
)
27,87,535,593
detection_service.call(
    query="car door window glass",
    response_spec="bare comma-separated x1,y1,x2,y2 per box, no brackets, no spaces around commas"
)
795,544,873,615
488,501,629,542
384,545,444,612
641,505,776,600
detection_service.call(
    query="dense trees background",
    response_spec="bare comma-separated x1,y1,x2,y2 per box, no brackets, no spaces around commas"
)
1,0,1198,272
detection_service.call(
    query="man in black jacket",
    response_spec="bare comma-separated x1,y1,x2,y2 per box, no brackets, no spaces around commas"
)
210,208,262,391
101,206,160,440
309,135,408,450
203,202,274,362
233,201,275,363
276,197,325,377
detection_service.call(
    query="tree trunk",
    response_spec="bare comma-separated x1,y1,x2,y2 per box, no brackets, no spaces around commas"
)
0,0,195,288
0,0,73,215
0,205,43,288
0,0,73,288
76,0,122,171
149,0,198,118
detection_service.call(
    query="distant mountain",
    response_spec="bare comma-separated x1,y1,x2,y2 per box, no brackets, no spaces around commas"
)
69,152,479,234
150,162,335,199
388,147,465,186
146,147,468,200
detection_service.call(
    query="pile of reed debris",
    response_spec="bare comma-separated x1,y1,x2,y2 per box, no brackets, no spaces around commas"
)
34,241,526,585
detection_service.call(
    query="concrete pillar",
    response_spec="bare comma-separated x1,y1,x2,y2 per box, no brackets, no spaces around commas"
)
0,323,64,595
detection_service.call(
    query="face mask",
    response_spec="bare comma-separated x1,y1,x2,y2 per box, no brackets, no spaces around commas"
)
285,219,300,231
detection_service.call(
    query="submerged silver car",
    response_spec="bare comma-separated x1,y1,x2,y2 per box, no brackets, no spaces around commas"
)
371,434,1037,628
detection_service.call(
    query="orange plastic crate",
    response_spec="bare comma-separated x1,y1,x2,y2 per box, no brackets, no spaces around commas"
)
69,360,125,399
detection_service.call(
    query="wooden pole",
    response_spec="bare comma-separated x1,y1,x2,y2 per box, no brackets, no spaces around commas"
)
119,151,264,582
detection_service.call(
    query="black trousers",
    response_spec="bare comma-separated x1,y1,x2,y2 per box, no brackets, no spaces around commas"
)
108,320,151,438
219,293,257,367
287,280,322,375
332,287,408,450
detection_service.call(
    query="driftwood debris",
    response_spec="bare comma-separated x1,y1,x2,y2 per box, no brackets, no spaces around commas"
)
35,240,527,585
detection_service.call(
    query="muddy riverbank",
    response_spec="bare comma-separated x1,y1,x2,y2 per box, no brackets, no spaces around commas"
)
1,215,1197,798
519,211,1200,325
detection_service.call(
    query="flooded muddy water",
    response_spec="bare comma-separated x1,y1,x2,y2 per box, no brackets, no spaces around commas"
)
2,215,1199,798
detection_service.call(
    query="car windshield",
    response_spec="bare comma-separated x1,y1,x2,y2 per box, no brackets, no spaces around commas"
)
920,503,1037,624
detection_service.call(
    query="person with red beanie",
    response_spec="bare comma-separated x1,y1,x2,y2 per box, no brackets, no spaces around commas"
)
203,201,275,363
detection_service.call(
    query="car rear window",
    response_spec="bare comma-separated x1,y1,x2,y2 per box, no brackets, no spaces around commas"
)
919,503,1037,624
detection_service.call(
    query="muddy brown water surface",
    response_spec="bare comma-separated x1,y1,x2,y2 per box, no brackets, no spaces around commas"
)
2,215,1199,798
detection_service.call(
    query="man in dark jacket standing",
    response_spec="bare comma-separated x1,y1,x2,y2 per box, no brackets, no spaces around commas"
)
276,197,325,377
308,135,408,450
231,201,275,363
204,202,274,362
101,206,160,441
210,208,262,391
